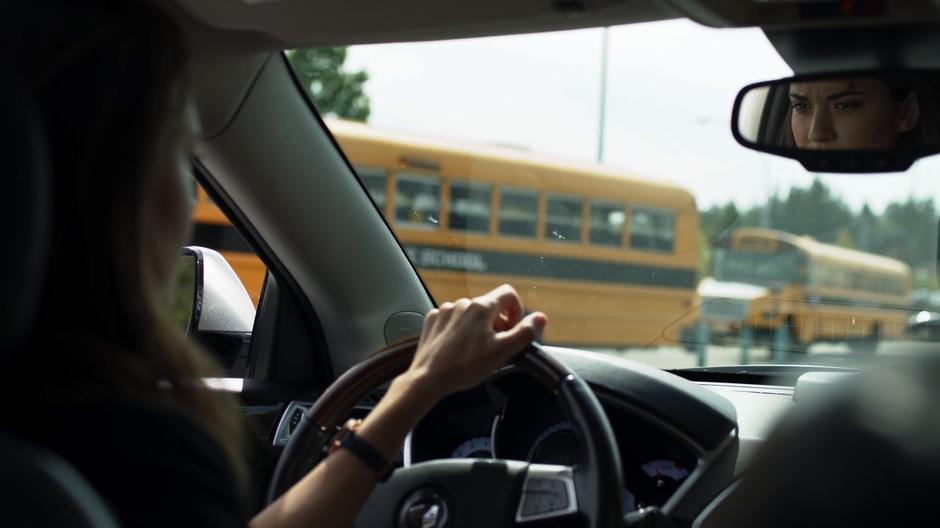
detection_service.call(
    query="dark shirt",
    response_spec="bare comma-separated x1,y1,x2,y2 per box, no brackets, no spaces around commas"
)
21,400,248,527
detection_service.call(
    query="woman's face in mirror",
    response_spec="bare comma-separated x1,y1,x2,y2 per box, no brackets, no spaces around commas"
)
788,78,919,150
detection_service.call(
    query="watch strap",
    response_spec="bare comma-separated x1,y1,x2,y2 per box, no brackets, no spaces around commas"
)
330,419,394,481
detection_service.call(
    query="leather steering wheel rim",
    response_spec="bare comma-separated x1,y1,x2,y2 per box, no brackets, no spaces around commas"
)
266,336,624,527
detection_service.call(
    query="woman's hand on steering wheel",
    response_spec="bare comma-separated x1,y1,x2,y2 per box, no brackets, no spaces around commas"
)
408,284,547,401
258,285,567,528
263,284,622,528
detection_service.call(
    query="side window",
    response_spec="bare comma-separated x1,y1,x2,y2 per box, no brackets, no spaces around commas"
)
813,263,829,289
630,207,675,252
357,166,388,213
449,181,492,234
838,267,849,289
190,182,267,307
395,172,441,228
498,187,539,238
188,178,263,377
590,200,626,247
854,272,866,291
545,194,583,243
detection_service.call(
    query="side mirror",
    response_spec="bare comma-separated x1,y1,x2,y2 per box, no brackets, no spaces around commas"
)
731,70,940,172
176,246,256,370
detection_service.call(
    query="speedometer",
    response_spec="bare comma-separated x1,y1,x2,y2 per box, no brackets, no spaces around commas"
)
450,436,493,458
640,459,690,483
526,421,581,465
635,459,690,508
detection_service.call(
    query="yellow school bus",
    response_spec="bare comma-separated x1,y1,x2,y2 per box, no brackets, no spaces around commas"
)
191,119,701,347
700,227,911,350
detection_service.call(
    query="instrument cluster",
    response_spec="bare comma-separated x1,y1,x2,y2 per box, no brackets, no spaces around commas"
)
407,372,699,512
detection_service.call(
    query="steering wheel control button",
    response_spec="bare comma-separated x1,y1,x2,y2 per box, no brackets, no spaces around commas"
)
400,489,449,528
516,465,578,522
522,478,569,513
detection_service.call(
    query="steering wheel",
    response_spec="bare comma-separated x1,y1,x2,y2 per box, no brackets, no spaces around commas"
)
266,336,624,527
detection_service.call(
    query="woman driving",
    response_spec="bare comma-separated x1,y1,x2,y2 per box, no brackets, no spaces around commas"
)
6,1,546,527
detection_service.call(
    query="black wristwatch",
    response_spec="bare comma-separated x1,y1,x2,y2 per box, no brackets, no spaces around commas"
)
329,419,394,481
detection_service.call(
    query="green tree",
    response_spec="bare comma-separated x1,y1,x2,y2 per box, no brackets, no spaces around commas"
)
774,177,853,243
876,197,936,273
852,204,878,252
287,48,371,121
700,202,740,241
699,203,743,274
834,227,856,249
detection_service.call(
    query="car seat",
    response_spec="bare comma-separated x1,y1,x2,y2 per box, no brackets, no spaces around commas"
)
0,77,119,528
701,358,940,527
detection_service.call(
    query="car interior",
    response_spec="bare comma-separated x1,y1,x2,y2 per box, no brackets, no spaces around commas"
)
6,0,940,526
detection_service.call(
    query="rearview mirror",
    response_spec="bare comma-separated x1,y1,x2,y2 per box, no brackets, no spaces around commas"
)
731,70,940,172
177,246,256,370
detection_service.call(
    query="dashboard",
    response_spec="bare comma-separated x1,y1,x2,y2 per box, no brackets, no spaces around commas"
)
408,371,701,513
402,346,754,525
271,345,811,526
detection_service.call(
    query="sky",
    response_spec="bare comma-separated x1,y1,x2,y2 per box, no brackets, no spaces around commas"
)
345,18,940,212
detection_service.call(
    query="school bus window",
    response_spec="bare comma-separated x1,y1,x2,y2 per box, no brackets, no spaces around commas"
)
395,172,441,228
498,187,539,238
449,181,492,234
631,207,675,252
852,272,865,291
357,166,388,213
590,200,626,247
545,194,583,243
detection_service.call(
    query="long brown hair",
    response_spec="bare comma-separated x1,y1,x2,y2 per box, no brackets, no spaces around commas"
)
10,1,246,483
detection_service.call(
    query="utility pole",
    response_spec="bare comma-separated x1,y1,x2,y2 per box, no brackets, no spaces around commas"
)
597,27,609,163
760,155,771,227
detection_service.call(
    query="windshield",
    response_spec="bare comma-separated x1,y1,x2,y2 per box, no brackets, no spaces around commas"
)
282,19,940,370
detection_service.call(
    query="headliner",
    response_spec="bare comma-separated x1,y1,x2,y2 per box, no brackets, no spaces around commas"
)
173,0,940,50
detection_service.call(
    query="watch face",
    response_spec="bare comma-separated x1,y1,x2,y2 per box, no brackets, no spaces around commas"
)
328,419,362,454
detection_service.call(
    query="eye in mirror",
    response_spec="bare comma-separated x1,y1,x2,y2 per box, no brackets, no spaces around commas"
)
732,70,940,172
